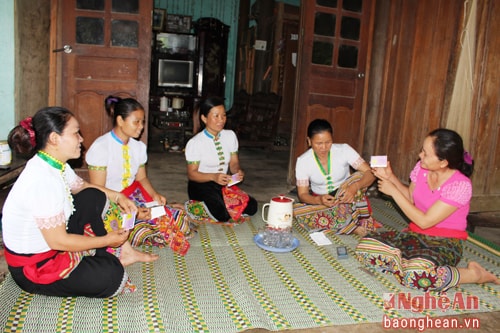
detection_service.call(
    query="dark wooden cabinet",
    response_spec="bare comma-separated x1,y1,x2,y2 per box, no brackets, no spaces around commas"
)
194,18,230,99
149,32,197,149
148,20,230,149
150,32,198,98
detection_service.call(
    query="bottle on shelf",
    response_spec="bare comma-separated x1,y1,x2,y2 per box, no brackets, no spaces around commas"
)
160,95,170,112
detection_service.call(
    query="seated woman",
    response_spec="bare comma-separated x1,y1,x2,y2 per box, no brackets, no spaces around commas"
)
85,96,194,252
294,119,376,236
2,107,157,298
185,96,258,223
356,128,499,291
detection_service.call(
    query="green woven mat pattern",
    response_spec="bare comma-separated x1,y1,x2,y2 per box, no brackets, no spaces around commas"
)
0,198,499,332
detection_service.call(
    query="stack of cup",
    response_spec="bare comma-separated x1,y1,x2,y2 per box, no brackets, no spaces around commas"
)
259,226,294,248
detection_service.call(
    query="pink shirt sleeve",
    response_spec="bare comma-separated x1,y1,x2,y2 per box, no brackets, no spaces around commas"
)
440,180,472,207
410,162,421,183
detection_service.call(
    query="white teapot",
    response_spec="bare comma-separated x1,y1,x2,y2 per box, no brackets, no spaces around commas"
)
262,195,294,229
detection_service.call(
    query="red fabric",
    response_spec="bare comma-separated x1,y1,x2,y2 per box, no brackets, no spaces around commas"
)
4,248,73,284
366,196,373,214
409,222,468,240
222,185,249,220
121,181,154,202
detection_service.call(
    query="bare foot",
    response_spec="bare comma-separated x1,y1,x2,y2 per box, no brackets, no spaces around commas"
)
353,225,367,237
119,241,159,267
466,261,499,285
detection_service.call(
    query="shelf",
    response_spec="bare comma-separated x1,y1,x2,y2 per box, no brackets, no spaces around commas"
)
149,18,229,149
151,110,193,148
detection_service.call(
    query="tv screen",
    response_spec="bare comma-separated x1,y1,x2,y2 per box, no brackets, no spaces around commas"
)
158,59,194,88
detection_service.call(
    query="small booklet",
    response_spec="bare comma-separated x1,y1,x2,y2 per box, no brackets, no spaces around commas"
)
121,211,137,230
144,201,160,208
309,231,332,246
370,155,388,167
143,201,167,219
227,174,242,187
151,206,167,219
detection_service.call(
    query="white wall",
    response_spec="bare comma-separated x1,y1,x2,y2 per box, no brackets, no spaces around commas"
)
0,0,15,140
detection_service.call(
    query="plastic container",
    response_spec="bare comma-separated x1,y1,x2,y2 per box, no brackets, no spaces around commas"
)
0,141,12,167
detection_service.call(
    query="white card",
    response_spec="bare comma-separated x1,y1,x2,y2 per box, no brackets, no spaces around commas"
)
144,201,160,208
227,174,242,187
309,231,332,246
370,155,388,167
121,211,137,230
151,205,167,219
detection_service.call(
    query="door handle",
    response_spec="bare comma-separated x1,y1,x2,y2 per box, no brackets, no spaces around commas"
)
357,73,365,78
52,45,72,53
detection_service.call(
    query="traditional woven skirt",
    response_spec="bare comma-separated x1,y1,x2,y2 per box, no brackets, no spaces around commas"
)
355,230,463,291
102,181,194,255
293,172,375,234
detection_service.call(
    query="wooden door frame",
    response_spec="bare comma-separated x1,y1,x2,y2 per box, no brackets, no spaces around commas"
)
48,0,61,106
48,0,152,146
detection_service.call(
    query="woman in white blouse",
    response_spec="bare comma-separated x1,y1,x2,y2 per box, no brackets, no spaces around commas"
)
185,97,258,222
85,96,195,246
3,107,157,298
294,119,376,236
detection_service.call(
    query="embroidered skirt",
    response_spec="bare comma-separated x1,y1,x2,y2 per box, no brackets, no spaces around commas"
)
355,230,463,292
293,172,375,234
102,181,194,255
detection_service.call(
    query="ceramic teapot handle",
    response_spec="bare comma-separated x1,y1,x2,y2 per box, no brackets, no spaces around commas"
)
262,203,270,222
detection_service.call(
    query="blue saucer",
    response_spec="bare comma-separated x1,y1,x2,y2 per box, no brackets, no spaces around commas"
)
253,234,300,252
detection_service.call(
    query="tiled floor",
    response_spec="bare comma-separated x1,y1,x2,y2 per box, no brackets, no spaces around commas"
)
1,141,499,332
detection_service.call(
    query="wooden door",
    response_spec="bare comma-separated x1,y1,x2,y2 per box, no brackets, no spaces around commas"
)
57,0,152,160
288,0,375,182
274,4,300,146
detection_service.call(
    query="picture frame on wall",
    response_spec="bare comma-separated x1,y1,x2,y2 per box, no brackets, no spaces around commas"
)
152,8,166,31
166,14,192,33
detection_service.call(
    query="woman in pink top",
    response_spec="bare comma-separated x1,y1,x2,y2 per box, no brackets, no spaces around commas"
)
356,128,498,291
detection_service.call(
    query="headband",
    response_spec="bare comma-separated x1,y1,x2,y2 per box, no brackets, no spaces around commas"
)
19,117,36,147
463,151,473,164
106,97,120,105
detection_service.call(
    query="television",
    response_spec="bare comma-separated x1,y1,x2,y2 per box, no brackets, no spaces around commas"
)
158,59,194,88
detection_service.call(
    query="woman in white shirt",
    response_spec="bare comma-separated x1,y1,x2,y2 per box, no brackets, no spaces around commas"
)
85,96,195,247
294,119,376,236
185,97,257,222
2,107,157,298
86,96,166,218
